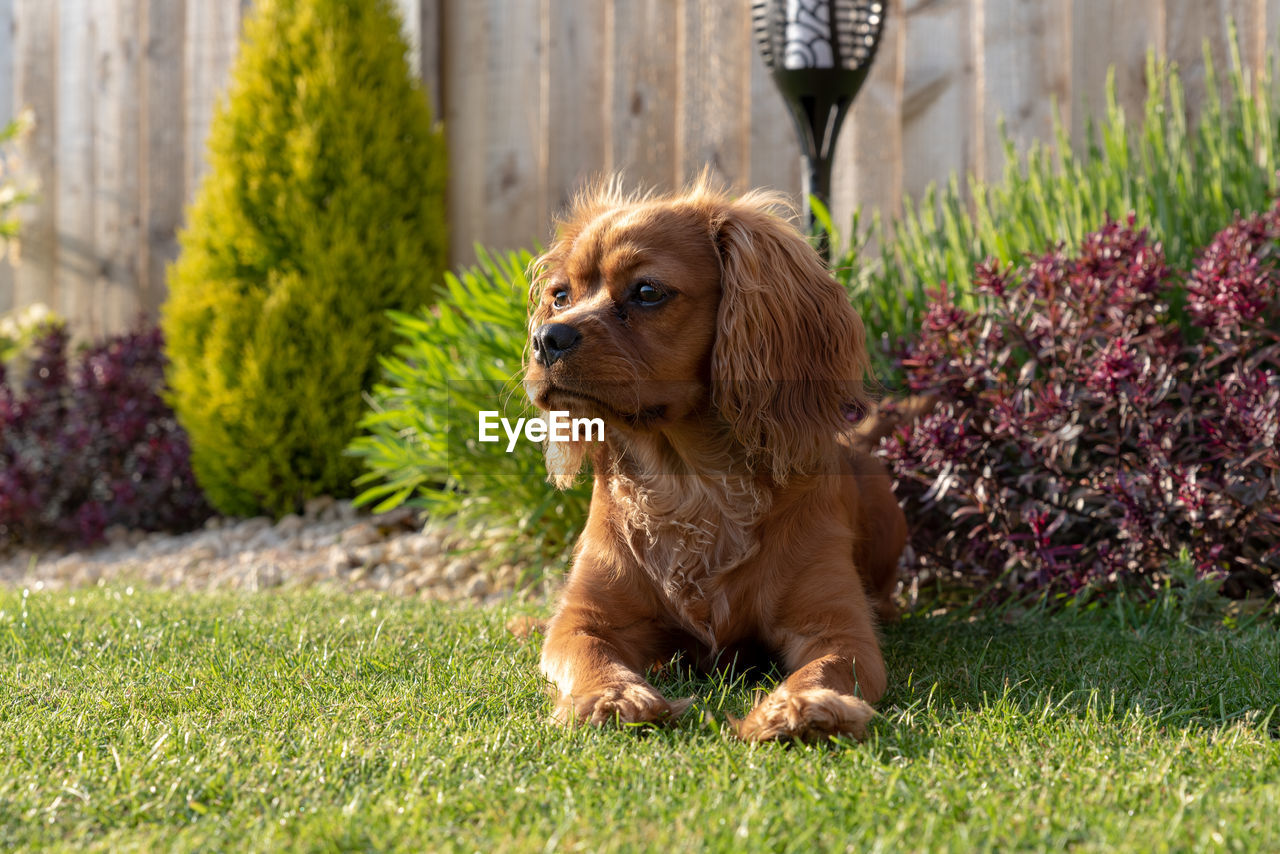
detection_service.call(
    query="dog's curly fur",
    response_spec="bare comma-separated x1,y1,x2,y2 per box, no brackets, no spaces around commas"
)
523,179,906,742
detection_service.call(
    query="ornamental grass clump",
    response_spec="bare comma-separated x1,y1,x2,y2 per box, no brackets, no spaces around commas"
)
0,325,211,548
163,0,447,518
835,28,1280,367
883,208,1280,600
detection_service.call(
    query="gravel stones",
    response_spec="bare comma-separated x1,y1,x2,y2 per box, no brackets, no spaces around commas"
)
0,499,540,604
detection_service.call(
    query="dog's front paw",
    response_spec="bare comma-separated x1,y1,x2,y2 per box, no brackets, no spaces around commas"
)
552,682,693,728
734,686,873,743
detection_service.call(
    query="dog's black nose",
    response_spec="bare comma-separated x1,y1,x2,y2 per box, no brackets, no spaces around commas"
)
532,323,582,367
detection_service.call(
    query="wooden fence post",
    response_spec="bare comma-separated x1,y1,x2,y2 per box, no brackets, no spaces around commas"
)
11,0,57,320
140,0,186,321
0,0,14,314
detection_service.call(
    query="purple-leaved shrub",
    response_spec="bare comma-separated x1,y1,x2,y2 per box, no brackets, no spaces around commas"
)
884,207,1280,599
0,324,211,548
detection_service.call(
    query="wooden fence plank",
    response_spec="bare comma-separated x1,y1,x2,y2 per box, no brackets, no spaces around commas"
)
610,0,680,192
1070,0,1165,152
95,0,141,332
1165,0,1233,126
140,0,186,319
484,0,545,249
747,34,802,199
0,0,11,129
419,0,442,119
977,0,1073,183
901,0,975,202
1269,0,1280,62
833,0,905,237
442,0,487,267
444,0,546,264
1201,1,1253,90
1225,0,1265,80
677,0,750,190
544,0,608,218
0,0,14,313
56,0,98,335
6,0,1280,336
11,0,56,315
185,0,242,195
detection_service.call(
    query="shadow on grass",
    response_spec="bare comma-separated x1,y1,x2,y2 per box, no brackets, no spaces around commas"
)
604,603,1280,748
888,607,1274,721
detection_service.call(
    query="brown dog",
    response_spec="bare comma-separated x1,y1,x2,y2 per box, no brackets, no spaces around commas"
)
523,180,906,742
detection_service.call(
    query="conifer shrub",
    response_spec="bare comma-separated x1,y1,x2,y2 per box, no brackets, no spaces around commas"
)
163,0,447,517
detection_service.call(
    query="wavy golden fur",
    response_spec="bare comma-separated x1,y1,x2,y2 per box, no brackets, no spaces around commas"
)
523,179,906,742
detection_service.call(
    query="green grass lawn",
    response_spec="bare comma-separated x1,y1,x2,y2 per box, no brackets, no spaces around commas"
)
1,585,1277,853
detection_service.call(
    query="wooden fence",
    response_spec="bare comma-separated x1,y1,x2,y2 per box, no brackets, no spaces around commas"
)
2,0,1279,337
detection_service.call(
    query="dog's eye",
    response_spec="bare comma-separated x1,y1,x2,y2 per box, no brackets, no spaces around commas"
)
551,287,570,309
633,282,666,305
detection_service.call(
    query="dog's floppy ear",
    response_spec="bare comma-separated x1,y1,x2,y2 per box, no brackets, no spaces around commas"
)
710,193,871,482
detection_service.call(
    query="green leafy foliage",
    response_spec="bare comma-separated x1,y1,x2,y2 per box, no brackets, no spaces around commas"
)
162,0,447,517
0,303,57,367
349,248,588,568
0,109,33,261
354,32,1280,578
835,29,1280,367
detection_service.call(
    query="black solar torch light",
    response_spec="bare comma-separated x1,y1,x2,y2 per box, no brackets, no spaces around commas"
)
752,0,887,260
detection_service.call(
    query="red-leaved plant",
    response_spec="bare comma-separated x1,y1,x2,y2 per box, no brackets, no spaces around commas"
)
883,206,1280,599
0,324,211,548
